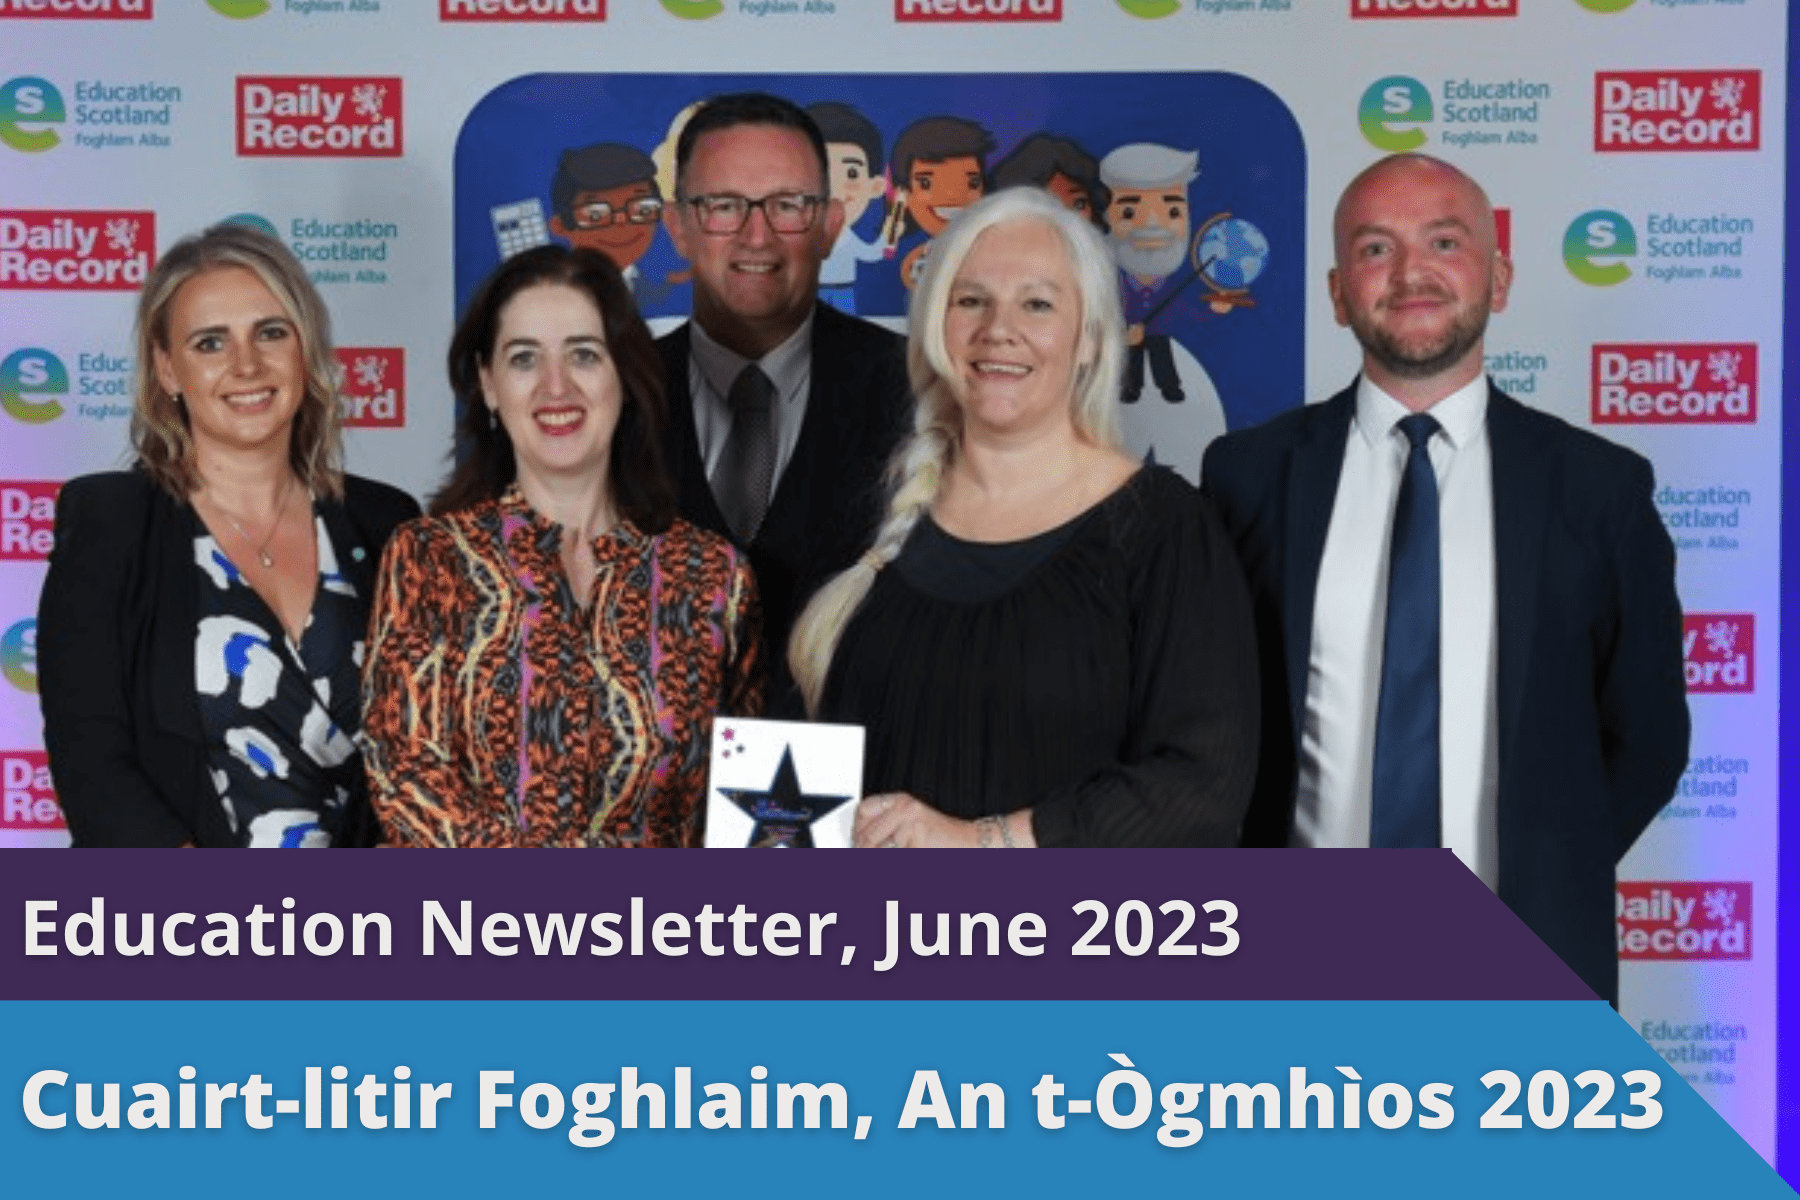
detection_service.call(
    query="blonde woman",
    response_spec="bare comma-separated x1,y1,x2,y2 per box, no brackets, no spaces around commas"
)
38,223,419,846
789,187,1258,848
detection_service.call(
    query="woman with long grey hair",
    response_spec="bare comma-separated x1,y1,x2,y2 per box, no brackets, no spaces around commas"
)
788,187,1258,848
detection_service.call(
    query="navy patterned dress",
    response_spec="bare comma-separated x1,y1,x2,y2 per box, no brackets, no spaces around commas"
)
192,511,366,847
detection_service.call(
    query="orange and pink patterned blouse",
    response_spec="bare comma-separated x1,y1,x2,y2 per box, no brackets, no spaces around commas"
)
360,488,761,847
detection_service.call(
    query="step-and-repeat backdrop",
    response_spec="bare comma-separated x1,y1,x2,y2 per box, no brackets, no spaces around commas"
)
0,0,1783,1164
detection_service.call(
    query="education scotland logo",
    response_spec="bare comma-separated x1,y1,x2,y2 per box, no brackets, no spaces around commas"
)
896,0,1060,18
0,751,61,832
1595,71,1759,152
1359,76,1432,151
0,348,66,423
237,77,402,158
1563,210,1635,285
336,348,404,427
440,0,604,18
1565,207,1751,286
0,210,154,290
1351,0,1515,15
1617,882,1750,961
0,618,35,693
0,481,58,560
1115,0,1180,16
1,75,182,153
0,77,62,152
1591,343,1755,424
1360,74,1546,152
1684,614,1752,693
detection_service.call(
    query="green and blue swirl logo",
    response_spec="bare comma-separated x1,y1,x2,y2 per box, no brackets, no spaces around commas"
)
1,349,68,424
220,212,280,238
1,619,36,694
207,0,272,17
0,77,65,153
1563,210,1637,287
1574,0,1633,11
1116,0,1182,16
660,0,724,17
1359,76,1432,152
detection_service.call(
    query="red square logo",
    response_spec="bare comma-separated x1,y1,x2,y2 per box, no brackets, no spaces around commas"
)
336,348,405,428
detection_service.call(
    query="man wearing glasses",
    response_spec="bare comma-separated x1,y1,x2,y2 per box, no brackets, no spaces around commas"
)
660,92,912,704
549,141,665,292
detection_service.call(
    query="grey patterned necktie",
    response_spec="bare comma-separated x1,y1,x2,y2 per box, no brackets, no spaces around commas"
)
713,363,776,543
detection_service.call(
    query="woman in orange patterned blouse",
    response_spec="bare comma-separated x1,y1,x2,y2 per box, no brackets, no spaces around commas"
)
360,245,761,846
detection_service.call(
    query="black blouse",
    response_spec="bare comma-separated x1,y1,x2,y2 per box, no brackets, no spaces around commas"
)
819,466,1259,847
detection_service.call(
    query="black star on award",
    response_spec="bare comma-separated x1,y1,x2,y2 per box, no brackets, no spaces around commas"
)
705,718,865,848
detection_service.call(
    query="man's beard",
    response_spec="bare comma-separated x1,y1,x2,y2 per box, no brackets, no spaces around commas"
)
1347,289,1492,381
1111,233,1187,282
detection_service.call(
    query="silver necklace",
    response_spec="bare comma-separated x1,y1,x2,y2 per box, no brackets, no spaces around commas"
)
214,473,292,570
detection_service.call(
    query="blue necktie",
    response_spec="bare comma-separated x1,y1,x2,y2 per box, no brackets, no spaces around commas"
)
1370,412,1441,848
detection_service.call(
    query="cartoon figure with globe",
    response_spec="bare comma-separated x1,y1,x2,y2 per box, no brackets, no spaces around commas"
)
1099,143,1269,406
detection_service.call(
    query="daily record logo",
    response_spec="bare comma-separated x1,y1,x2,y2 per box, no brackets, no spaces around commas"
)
1351,0,1515,15
1684,613,1752,693
1591,343,1755,425
0,348,66,423
0,618,34,693
440,0,605,17
0,78,62,152
1,751,62,832
0,481,58,560
237,77,402,158
337,347,404,427
1596,71,1760,152
0,210,154,290
0,0,151,16
1617,882,1750,961
897,0,1060,18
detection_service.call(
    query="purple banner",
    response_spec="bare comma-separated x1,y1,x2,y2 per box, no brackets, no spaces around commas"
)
2,849,1589,1001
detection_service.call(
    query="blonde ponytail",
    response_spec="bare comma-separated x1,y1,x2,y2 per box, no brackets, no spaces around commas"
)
789,398,955,715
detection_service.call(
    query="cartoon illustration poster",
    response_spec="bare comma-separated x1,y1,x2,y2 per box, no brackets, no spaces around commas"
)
454,73,1305,478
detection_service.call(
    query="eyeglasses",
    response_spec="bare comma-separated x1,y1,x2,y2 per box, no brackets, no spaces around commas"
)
571,197,664,230
681,192,824,235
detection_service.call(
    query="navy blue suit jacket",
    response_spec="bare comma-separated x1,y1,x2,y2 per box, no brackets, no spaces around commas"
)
1201,380,1689,1003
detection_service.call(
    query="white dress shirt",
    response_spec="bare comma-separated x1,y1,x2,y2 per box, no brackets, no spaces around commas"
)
688,314,814,491
1294,374,1500,890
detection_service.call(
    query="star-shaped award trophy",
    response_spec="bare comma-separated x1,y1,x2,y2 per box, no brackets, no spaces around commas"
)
719,747,850,848
705,718,865,848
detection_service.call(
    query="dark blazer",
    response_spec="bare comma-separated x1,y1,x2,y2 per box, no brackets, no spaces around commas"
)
1201,381,1689,1003
658,302,911,698
36,469,420,847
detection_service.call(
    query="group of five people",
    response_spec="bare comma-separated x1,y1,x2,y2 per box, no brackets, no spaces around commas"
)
36,93,1686,1003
